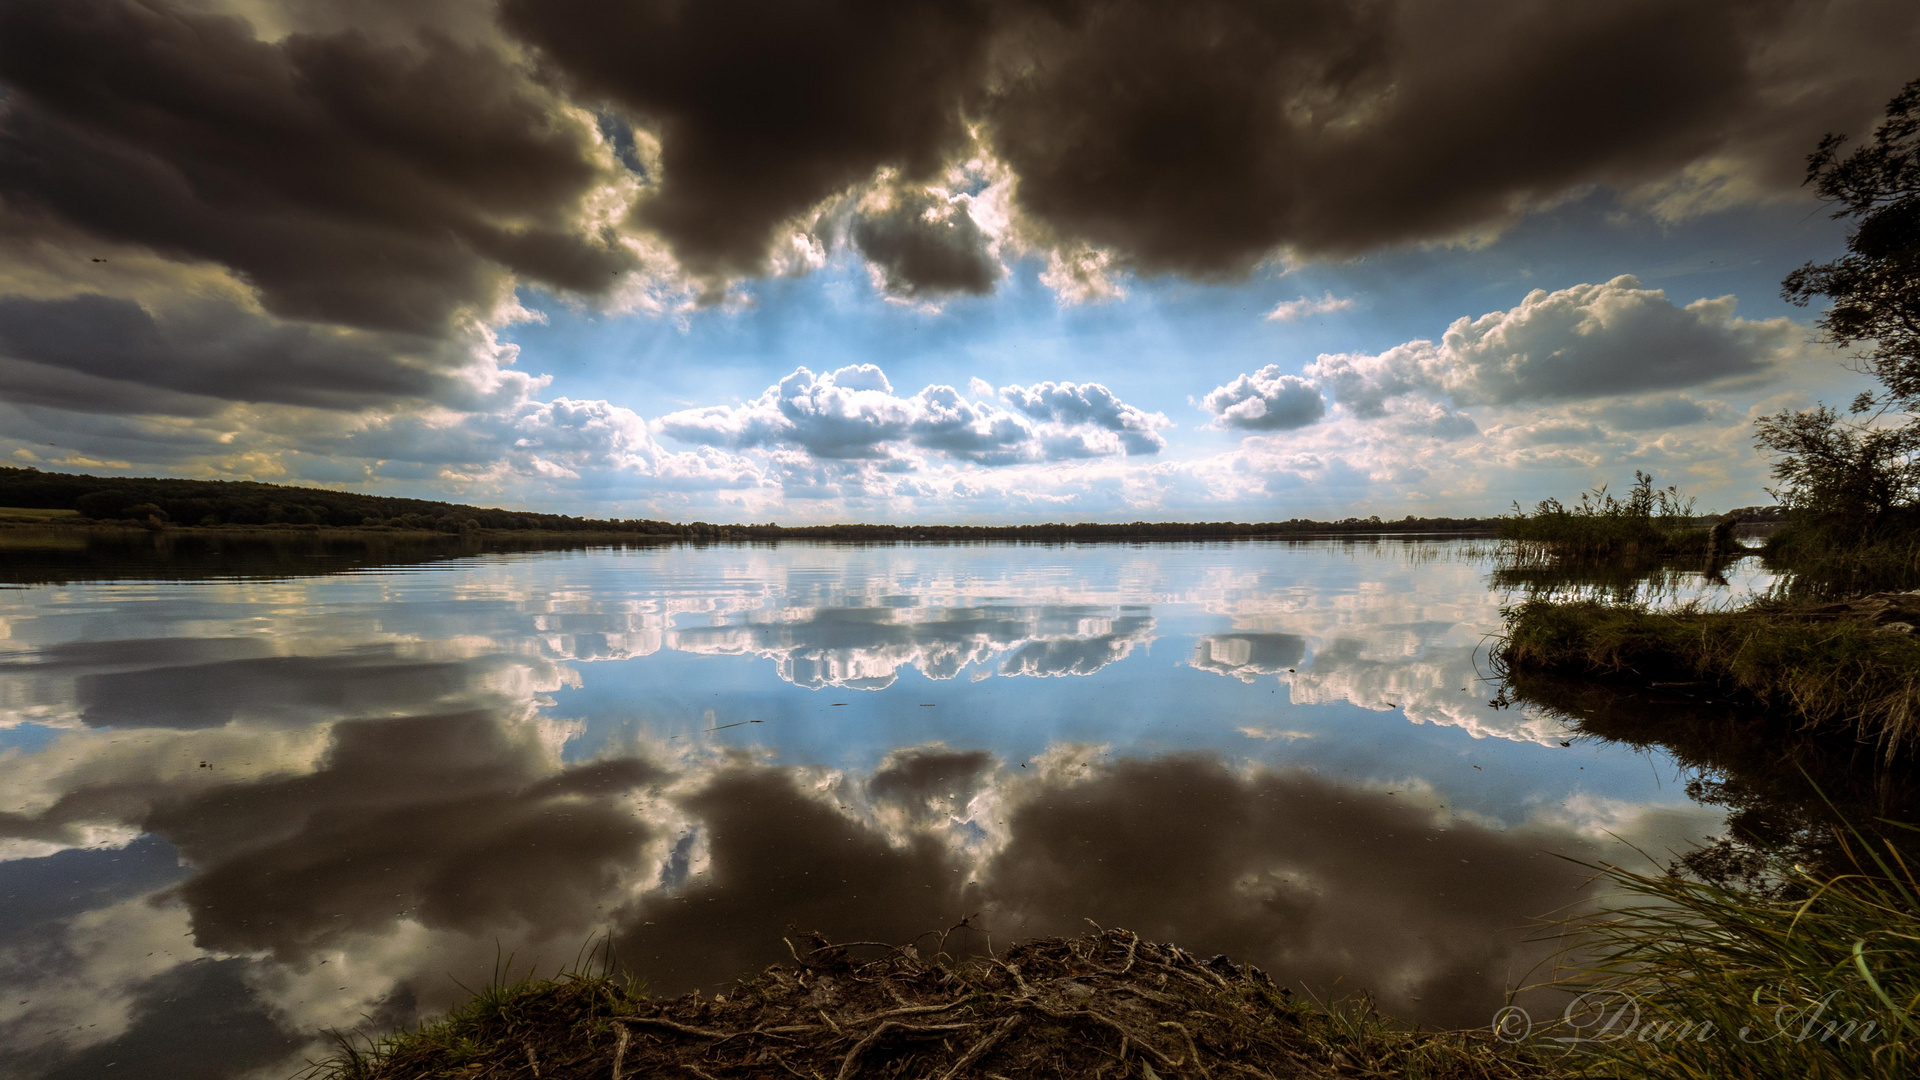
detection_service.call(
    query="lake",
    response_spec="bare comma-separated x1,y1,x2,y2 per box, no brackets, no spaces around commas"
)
0,539,1766,1078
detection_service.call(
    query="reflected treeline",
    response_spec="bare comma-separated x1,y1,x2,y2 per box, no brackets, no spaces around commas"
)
1502,668,1920,890
0,528,671,585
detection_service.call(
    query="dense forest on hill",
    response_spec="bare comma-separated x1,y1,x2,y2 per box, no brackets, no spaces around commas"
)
0,466,1497,540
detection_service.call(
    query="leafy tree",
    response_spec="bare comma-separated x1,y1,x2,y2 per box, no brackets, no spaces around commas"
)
1760,77,1920,522
1753,405,1920,518
1782,77,1920,410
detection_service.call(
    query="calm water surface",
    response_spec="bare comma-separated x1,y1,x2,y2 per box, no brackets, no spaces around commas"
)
0,540,1762,1078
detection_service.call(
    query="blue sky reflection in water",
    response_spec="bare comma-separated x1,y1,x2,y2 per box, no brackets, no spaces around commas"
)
0,541,1760,1077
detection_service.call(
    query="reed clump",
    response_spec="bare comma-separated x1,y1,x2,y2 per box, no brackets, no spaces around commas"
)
1498,473,1714,564
310,930,1562,1080
1495,597,1920,759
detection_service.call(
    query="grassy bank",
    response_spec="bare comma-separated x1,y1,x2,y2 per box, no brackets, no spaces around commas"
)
1494,598,1920,759
314,930,1559,1080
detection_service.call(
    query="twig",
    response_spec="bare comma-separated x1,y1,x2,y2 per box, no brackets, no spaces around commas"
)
851,998,968,1025
936,1015,1025,1080
1117,930,1140,975
1021,1004,1179,1071
622,1015,731,1039
611,1023,631,1080
769,1051,812,1079
990,960,1031,997
1159,1021,1211,1078
524,1042,539,1078
682,1065,721,1080
938,914,984,958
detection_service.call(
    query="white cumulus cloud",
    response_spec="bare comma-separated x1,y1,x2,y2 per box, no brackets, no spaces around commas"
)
1199,366,1327,431
658,366,1169,466
1305,275,1792,415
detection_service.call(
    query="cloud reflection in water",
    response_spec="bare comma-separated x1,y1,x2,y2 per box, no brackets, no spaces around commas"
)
0,542,1723,1077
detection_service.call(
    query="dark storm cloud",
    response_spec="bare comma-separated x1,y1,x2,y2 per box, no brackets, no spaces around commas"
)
151,711,664,957
0,0,630,335
0,294,460,410
979,756,1593,1027
0,641,548,729
850,188,1000,297
1,0,1908,359
869,747,996,828
6,959,301,1080
612,767,972,995
504,0,1918,282
499,0,996,281
982,0,1769,273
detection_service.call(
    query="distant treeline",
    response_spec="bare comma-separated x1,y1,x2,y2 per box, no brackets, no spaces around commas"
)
0,466,1497,541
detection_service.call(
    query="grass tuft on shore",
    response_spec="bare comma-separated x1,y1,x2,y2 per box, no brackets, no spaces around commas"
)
1495,598,1920,759
1559,832,1920,1080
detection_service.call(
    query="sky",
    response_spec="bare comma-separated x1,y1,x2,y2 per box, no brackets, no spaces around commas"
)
0,0,1916,523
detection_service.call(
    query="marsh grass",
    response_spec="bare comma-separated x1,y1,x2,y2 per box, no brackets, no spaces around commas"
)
1495,598,1920,759
1498,473,1712,563
1555,825,1920,1080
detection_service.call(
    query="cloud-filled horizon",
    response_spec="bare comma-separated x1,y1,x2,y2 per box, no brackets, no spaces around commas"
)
0,0,1913,521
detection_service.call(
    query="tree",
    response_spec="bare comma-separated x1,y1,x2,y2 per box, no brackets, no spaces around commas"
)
1753,405,1920,519
1760,77,1920,522
1782,77,1920,411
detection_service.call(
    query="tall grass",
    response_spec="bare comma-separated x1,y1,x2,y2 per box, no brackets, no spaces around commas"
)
1499,472,1712,562
1558,828,1920,1079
